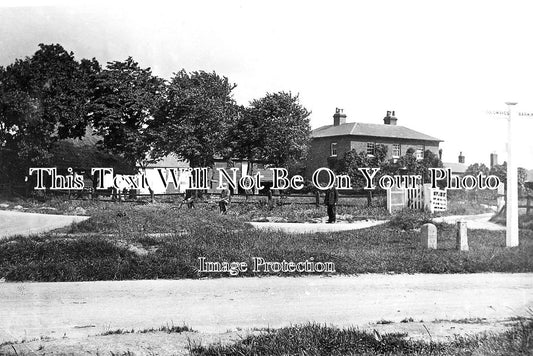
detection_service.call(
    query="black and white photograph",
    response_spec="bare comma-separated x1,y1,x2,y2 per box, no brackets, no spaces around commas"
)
1,1,532,355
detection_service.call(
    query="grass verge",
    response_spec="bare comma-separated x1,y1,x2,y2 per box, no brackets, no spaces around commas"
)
1,205,532,281
189,319,533,355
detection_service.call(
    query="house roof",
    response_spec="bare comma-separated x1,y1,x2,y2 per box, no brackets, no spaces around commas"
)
443,162,468,174
311,122,442,142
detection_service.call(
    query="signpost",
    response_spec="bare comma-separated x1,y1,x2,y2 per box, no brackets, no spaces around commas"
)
488,103,532,247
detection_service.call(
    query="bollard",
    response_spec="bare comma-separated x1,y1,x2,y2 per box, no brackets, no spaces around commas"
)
420,223,437,249
456,220,468,251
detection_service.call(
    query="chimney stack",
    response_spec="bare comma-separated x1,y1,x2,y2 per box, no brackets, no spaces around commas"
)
333,108,347,126
458,151,465,164
383,110,398,125
490,152,498,168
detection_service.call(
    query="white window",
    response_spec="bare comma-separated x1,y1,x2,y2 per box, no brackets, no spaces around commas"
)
392,144,401,158
330,142,337,156
350,141,358,151
366,142,375,156
415,145,424,160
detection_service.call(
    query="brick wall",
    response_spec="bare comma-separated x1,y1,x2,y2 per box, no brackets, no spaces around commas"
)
305,136,440,179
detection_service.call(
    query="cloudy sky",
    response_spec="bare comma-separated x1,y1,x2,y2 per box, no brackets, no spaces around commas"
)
1,0,532,168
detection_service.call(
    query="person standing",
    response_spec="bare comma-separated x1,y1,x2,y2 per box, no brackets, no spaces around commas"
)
324,184,339,223
219,186,230,214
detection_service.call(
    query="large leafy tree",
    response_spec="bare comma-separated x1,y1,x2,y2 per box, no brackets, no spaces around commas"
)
335,144,388,189
465,163,490,177
0,43,99,182
379,149,443,184
490,162,528,193
89,57,165,171
152,70,238,167
230,91,311,169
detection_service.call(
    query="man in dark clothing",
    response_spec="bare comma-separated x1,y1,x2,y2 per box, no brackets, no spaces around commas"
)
324,184,339,223
219,186,230,214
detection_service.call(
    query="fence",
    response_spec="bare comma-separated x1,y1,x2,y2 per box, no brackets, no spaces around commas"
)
407,186,424,210
387,183,447,214
23,188,386,208
423,184,447,213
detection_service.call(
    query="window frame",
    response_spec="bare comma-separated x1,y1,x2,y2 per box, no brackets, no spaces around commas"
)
330,142,338,157
366,142,375,156
392,143,401,158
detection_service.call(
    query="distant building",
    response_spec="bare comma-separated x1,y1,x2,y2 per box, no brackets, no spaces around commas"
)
138,156,274,195
305,109,443,179
490,152,498,169
443,152,468,175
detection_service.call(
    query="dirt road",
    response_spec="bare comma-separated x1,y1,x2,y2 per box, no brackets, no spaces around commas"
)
0,210,89,239
1,273,531,344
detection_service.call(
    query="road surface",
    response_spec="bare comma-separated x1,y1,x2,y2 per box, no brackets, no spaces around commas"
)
1,273,531,344
0,210,89,239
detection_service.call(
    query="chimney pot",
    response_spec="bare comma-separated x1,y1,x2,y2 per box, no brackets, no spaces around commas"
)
458,152,465,164
490,152,498,168
333,108,347,126
383,110,398,125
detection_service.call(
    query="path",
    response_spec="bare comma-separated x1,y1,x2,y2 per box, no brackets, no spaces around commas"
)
433,213,505,230
1,273,531,344
250,212,505,234
0,210,89,239
249,220,387,233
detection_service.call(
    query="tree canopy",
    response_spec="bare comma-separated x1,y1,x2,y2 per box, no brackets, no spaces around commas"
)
0,44,313,190
89,57,165,170
151,70,238,167
230,92,311,168
0,43,99,181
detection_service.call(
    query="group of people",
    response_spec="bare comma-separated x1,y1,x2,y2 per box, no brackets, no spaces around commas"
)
181,186,231,214
181,184,340,223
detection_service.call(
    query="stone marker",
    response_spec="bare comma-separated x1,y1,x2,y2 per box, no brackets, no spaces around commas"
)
456,220,468,251
420,223,437,249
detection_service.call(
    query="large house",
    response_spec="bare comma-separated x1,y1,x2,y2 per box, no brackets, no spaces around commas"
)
305,109,442,179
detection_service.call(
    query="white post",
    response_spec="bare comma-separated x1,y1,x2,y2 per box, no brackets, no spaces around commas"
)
423,183,433,213
505,102,519,247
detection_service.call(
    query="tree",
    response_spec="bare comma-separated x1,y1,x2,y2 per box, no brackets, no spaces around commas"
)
335,144,388,190
384,149,443,184
230,91,311,169
152,70,238,167
0,43,99,182
465,163,490,177
89,57,165,171
490,162,528,193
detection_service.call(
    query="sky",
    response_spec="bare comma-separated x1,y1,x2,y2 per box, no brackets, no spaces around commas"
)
1,0,532,168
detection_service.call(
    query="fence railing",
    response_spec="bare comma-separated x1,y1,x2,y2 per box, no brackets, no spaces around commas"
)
22,189,386,207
